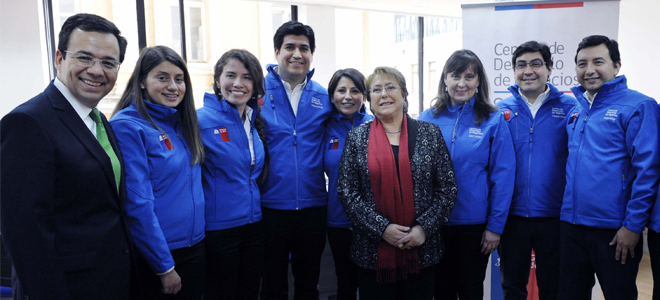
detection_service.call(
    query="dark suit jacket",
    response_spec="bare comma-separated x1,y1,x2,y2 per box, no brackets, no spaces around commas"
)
1,82,132,299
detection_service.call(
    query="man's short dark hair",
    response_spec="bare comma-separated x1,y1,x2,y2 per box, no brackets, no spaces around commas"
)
574,35,620,65
273,21,316,54
512,41,553,69
58,13,128,63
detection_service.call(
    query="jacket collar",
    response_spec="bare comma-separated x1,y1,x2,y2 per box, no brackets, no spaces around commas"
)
142,99,179,126
508,82,563,104
202,92,259,123
571,75,628,100
446,96,475,115
266,64,316,86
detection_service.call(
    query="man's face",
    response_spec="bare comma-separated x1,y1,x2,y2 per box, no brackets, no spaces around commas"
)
55,28,120,108
575,44,620,95
275,34,312,84
514,51,551,99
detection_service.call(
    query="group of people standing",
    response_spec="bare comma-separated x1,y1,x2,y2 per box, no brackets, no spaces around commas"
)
3,11,660,300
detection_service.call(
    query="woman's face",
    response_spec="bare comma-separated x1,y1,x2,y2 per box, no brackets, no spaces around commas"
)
332,76,364,119
444,66,479,106
217,58,254,111
144,61,186,108
369,74,405,120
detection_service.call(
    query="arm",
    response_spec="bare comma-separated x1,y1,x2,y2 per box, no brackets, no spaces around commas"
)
0,112,72,299
415,125,457,237
611,100,660,263
337,128,391,241
485,114,516,234
110,120,177,276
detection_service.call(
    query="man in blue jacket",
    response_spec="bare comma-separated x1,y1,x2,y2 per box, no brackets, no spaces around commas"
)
498,41,579,300
559,35,660,299
259,21,332,300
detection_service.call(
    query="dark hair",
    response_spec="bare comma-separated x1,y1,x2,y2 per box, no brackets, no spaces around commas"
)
574,35,620,65
328,68,367,102
58,13,128,63
365,66,409,113
512,41,553,69
273,21,316,53
212,49,270,187
112,46,204,165
430,49,495,125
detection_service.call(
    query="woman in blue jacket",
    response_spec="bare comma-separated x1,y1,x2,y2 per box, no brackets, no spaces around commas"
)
197,49,269,300
418,49,515,300
110,46,206,300
323,68,373,300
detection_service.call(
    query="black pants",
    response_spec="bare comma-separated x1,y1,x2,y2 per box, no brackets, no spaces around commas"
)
134,240,205,300
435,224,489,300
327,227,358,300
647,229,660,300
558,222,642,300
204,222,264,300
499,216,560,300
260,207,327,300
357,265,435,300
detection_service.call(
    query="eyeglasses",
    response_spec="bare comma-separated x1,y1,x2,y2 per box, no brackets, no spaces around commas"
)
370,85,400,95
515,59,545,70
64,51,121,71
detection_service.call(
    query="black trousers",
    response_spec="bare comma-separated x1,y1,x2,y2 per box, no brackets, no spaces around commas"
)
357,265,435,300
327,226,358,300
260,206,327,300
435,224,489,300
204,222,264,300
647,229,660,300
134,240,205,300
498,216,560,300
558,222,642,300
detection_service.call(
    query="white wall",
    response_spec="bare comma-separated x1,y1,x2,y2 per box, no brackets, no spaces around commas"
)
0,0,50,117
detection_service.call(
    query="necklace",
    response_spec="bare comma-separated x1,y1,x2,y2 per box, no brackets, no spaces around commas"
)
384,130,401,134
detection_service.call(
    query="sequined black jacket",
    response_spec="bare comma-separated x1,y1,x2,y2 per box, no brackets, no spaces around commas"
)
337,116,457,270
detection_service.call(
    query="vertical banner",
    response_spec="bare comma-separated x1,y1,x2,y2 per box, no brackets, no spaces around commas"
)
463,1,620,299
462,0,620,104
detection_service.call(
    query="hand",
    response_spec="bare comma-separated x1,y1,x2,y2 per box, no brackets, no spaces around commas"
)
382,224,410,248
609,226,640,264
480,230,500,255
159,270,182,294
395,225,426,249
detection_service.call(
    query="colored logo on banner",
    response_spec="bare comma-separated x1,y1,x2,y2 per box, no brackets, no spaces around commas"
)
214,127,230,142
159,134,174,150
328,138,339,150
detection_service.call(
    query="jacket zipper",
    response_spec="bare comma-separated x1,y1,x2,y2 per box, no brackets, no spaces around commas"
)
451,108,463,158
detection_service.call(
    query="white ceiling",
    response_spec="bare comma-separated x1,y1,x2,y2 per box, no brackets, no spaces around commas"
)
254,0,503,18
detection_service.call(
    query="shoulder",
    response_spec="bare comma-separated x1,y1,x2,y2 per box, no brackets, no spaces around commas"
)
306,80,329,97
417,108,437,121
496,96,517,109
414,119,442,137
110,109,150,133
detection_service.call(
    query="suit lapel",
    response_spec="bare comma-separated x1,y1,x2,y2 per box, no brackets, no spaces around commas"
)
45,83,119,196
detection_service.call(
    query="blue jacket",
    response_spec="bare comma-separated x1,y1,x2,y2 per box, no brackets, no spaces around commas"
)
198,93,265,231
497,83,580,218
260,64,332,210
324,106,373,228
110,100,205,274
563,75,660,233
418,98,515,234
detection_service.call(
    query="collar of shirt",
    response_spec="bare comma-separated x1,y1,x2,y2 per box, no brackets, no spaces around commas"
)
243,105,255,165
583,91,598,108
280,74,307,116
518,84,551,118
54,77,96,137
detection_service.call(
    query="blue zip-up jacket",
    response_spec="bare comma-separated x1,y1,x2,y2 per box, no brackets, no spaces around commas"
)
563,75,660,233
418,98,515,234
324,106,373,228
198,93,265,231
110,100,205,274
498,83,580,218
260,64,332,210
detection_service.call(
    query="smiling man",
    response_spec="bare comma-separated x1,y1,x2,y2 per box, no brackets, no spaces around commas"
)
1,14,132,299
259,21,332,300
497,41,579,300
559,35,660,299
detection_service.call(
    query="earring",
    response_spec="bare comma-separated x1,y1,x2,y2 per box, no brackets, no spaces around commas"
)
445,87,448,92
140,84,145,89
476,87,479,94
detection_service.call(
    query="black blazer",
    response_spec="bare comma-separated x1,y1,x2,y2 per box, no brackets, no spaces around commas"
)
1,82,132,299
337,116,458,270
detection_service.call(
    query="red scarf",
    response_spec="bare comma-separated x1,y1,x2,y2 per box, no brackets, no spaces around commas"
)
367,116,418,283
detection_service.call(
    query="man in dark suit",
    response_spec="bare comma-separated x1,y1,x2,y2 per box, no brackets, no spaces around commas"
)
1,14,132,299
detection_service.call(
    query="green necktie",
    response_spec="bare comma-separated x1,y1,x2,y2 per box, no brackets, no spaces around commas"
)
90,108,121,192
